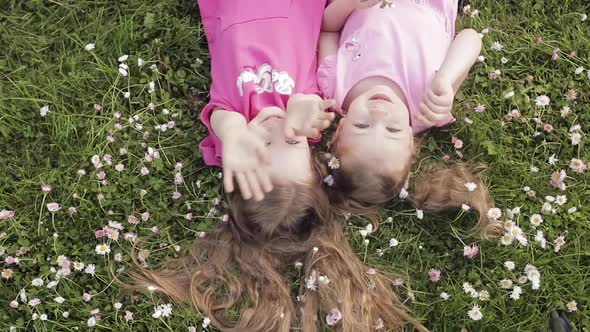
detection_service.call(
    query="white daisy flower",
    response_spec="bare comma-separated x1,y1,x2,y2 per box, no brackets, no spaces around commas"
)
416,209,424,220
31,278,44,287
490,41,504,51
555,195,567,206
474,104,486,112
487,207,502,219
464,182,478,191
499,279,513,289
534,95,550,107
566,300,577,312
478,290,490,301
510,285,522,300
328,156,340,169
40,105,50,117
95,244,111,255
504,261,516,270
529,214,543,227
500,234,514,246
534,231,547,249
467,304,483,321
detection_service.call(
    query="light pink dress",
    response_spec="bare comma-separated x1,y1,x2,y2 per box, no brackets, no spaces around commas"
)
198,0,326,166
317,0,458,133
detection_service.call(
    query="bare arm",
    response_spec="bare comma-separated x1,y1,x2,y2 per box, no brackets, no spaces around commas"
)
417,29,482,127
322,0,381,32
318,31,340,60
210,108,248,142
322,0,355,32
435,28,483,93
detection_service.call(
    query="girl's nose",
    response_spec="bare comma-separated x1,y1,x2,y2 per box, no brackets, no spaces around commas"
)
369,106,389,120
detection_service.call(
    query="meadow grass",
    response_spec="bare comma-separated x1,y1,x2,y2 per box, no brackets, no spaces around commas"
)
0,0,589,331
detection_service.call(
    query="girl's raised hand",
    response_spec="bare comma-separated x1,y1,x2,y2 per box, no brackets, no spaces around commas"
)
284,94,336,140
417,76,455,127
221,109,282,201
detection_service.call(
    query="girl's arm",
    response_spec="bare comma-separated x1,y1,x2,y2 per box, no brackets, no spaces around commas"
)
210,109,248,143
435,28,483,93
319,31,341,60
322,0,355,32
417,29,482,127
322,0,380,32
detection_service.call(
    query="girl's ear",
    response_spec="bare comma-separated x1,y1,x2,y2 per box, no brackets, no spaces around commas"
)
327,118,345,148
334,117,346,136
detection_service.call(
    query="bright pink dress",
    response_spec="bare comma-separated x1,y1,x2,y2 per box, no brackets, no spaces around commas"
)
198,0,326,166
317,0,458,133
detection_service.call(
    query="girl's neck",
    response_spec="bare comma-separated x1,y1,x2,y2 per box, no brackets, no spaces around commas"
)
343,76,408,111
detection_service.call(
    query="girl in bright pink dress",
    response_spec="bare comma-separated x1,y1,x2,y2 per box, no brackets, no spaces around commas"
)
199,0,335,201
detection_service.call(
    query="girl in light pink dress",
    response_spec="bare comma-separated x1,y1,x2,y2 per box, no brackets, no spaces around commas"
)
318,0,503,238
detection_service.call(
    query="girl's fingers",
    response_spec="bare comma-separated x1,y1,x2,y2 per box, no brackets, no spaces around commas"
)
308,128,320,137
256,168,273,193
312,119,331,131
418,103,440,125
320,99,336,110
235,172,252,200
427,89,451,107
250,106,285,125
424,96,450,115
416,112,435,127
318,111,336,121
223,169,235,193
284,126,297,140
245,170,264,201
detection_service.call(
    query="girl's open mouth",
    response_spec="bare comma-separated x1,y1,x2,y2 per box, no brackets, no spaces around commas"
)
369,94,392,102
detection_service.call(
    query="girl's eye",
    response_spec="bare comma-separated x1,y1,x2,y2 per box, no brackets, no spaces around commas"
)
354,124,369,129
386,127,400,133
265,142,271,146
285,140,300,145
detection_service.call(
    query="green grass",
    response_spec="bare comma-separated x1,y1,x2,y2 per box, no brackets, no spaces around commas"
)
1,0,589,331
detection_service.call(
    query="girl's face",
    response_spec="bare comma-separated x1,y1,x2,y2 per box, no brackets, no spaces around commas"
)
335,85,414,175
251,113,313,185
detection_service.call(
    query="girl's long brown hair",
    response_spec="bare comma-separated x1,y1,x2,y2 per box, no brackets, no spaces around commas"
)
123,152,428,332
328,139,503,238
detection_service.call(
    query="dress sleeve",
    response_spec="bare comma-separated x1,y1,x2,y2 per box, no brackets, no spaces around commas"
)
197,0,219,44
198,99,237,167
317,55,337,100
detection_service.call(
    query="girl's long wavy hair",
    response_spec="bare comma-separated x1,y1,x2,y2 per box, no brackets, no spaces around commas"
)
327,138,504,238
123,151,428,332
